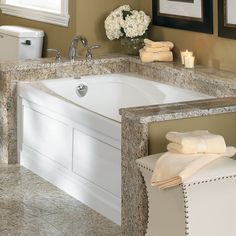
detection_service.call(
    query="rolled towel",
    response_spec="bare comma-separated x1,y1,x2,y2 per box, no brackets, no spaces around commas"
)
144,39,174,50
166,130,227,154
151,146,236,189
143,46,170,53
139,49,173,63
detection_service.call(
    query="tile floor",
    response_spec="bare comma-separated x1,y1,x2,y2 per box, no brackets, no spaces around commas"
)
0,164,121,236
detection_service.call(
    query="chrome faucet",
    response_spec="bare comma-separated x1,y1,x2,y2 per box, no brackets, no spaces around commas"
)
85,44,100,59
80,37,100,59
68,35,87,62
47,48,62,63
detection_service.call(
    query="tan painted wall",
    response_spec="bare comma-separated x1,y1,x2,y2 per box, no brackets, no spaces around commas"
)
140,0,236,72
148,113,236,155
0,0,138,57
76,0,139,56
1,0,236,72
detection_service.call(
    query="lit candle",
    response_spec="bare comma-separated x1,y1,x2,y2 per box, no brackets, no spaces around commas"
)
184,55,195,69
180,50,193,65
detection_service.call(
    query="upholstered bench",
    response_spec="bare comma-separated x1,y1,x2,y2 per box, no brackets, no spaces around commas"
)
137,153,236,236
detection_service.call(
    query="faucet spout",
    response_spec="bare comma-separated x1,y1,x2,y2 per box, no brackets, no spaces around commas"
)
68,35,88,62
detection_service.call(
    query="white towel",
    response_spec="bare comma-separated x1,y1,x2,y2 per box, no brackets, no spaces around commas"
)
143,46,170,53
151,146,236,189
139,49,173,63
166,130,227,154
144,39,174,49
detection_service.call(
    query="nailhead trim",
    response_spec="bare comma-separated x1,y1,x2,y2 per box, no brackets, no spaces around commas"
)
185,174,236,187
182,184,190,236
182,175,236,235
137,163,154,173
138,162,236,236
137,163,151,236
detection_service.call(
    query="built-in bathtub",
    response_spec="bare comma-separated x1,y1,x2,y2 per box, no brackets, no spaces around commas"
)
17,73,212,225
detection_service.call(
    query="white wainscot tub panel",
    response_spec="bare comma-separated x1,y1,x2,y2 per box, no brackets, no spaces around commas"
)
23,106,73,170
18,98,121,225
73,129,121,198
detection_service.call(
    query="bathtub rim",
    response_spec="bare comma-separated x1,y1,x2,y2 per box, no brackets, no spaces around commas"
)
17,82,121,145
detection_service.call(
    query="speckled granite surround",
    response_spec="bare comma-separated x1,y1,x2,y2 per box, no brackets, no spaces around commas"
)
125,58,236,235
121,117,149,236
120,97,236,236
0,55,129,164
1,55,236,236
129,57,236,98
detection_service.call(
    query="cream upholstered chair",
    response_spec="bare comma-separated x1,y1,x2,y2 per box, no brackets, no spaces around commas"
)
137,154,236,236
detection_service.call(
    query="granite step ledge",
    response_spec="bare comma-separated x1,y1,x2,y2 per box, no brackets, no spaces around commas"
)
119,97,236,124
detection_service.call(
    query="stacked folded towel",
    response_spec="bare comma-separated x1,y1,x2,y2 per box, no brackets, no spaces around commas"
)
151,130,236,189
166,130,227,154
139,39,174,63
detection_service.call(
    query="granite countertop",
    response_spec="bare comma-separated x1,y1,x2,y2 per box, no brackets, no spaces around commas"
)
129,57,236,86
0,54,129,72
129,57,236,97
1,54,236,124
119,97,236,124
1,54,236,89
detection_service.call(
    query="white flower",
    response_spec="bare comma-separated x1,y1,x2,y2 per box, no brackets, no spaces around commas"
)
104,5,131,40
113,5,131,17
122,10,151,38
104,6,151,40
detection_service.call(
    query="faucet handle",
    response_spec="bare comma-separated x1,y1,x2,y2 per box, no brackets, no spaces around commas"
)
86,44,100,59
91,44,100,49
47,48,62,63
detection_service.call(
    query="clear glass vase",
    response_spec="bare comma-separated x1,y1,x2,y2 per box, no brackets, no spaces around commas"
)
120,36,145,56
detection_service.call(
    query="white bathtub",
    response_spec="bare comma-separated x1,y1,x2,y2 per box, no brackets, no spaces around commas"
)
40,73,212,122
17,73,212,225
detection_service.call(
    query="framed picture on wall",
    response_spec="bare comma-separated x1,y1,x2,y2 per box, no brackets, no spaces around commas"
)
152,0,213,34
218,0,236,39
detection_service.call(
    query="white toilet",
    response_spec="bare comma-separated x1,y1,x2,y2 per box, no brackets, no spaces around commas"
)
0,25,44,60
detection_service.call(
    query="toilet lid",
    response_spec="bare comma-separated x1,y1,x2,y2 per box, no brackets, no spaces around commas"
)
0,25,44,37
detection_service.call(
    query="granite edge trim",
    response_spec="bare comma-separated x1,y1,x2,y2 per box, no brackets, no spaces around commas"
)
128,57,236,87
1,55,236,88
119,97,236,123
0,55,130,72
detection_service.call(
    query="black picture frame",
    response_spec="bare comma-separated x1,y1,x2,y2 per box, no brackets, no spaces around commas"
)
152,0,213,34
218,0,236,39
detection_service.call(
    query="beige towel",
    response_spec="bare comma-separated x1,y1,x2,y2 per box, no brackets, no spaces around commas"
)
143,46,170,53
166,130,226,154
144,39,174,50
139,49,173,63
151,146,236,189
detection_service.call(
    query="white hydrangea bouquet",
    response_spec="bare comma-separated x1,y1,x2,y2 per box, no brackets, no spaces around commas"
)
104,5,151,55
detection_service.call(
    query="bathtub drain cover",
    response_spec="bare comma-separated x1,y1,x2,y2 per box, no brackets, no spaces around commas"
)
76,83,88,97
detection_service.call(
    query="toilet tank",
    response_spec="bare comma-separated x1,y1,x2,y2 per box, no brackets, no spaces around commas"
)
0,25,44,61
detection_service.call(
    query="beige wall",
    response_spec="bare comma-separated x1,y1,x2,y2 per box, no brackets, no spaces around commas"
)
148,113,236,155
76,0,139,56
1,0,236,72
0,0,139,57
140,0,236,72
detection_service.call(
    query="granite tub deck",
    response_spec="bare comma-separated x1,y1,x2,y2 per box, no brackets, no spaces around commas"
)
1,55,236,235
1,55,236,165
120,97,236,236
0,55,129,164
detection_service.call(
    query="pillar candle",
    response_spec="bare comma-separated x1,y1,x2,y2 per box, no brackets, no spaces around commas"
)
184,55,195,69
180,50,193,65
